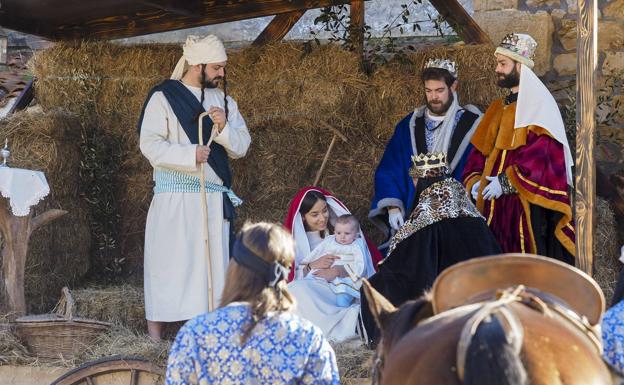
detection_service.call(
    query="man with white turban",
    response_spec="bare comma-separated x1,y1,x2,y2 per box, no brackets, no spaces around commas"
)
138,35,251,339
462,33,575,263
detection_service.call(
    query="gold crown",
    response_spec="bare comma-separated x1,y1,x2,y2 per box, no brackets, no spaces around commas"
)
410,152,447,171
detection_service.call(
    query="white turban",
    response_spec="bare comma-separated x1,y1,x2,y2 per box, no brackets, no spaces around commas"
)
170,35,228,80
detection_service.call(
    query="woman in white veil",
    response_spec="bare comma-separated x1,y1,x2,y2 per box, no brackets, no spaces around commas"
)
284,186,381,342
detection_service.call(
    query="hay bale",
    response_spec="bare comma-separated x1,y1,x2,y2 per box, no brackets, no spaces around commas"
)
31,42,179,124
0,322,33,365
30,41,508,272
332,341,373,380
227,44,377,239
72,285,146,332
0,110,91,313
78,325,170,368
227,44,368,130
32,43,181,270
594,197,620,302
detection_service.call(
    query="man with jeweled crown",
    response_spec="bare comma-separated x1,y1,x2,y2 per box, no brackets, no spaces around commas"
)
361,151,501,346
370,58,482,246
462,33,575,264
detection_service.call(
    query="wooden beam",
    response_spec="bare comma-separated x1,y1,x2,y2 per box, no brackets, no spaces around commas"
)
253,10,306,46
139,0,204,18
9,79,35,115
575,0,598,275
350,0,365,59
428,0,491,44
0,0,364,41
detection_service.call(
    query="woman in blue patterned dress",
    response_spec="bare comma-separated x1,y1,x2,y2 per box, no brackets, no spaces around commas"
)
603,265,624,379
165,222,340,385
604,300,624,378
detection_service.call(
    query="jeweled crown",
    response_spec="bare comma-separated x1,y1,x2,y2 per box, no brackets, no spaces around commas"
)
495,33,538,68
424,58,458,79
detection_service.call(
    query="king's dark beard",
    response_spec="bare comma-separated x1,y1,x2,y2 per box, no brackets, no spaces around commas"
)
426,92,454,116
496,67,520,89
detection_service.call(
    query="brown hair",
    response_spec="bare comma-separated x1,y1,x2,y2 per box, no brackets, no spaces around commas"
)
421,67,456,88
335,214,360,231
220,222,296,344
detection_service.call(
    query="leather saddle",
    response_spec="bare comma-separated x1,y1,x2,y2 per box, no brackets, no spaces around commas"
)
430,253,605,326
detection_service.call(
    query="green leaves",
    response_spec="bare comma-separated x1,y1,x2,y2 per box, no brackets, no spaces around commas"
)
307,2,451,72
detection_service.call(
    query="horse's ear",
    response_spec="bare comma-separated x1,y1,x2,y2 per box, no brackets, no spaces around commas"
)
362,278,397,331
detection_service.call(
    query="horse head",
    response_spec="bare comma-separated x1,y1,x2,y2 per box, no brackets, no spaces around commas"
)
361,279,433,385
362,254,614,385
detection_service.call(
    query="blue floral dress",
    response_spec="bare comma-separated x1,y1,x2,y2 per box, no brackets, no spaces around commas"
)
603,300,624,376
165,302,340,385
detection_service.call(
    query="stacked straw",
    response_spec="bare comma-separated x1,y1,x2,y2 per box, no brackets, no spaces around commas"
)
29,41,506,278
0,110,91,313
593,197,620,303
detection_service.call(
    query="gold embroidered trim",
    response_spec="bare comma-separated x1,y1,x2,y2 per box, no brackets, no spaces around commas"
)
513,166,568,196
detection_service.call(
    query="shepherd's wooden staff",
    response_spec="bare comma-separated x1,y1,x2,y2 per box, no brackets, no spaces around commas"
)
313,122,348,186
197,111,217,311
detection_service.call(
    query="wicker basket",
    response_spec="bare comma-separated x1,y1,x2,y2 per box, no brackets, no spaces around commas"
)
15,287,111,359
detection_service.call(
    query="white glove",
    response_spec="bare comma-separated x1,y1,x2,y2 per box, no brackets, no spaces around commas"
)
482,176,503,201
471,180,481,200
388,208,404,231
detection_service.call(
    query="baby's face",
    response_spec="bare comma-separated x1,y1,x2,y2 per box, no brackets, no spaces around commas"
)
334,222,358,245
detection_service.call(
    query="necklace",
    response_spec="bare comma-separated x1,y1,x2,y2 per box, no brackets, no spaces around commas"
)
426,121,444,132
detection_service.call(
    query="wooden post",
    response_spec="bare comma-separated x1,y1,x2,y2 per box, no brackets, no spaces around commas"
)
428,0,491,44
253,10,306,46
0,197,66,314
350,0,365,60
575,0,598,275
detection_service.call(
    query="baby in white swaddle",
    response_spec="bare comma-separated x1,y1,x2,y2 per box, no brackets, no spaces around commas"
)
301,214,365,307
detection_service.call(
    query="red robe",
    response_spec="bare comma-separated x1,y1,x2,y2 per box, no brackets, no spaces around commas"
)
462,99,575,258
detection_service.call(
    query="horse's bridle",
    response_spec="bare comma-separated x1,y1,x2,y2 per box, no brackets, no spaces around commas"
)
371,337,385,385
455,285,603,382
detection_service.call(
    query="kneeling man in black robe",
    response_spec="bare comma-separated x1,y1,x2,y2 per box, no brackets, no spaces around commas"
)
361,152,501,345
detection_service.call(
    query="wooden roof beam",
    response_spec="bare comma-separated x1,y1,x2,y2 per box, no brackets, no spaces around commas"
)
139,0,204,18
428,0,491,44
253,10,306,46
42,0,364,41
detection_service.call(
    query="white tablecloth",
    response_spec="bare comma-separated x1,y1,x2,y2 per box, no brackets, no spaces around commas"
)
0,167,50,216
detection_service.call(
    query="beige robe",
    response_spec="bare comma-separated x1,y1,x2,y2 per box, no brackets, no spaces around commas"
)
140,84,250,322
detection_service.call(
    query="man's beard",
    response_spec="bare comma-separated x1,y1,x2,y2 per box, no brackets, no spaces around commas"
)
496,67,520,88
201,76,223,89
426,92,454,116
